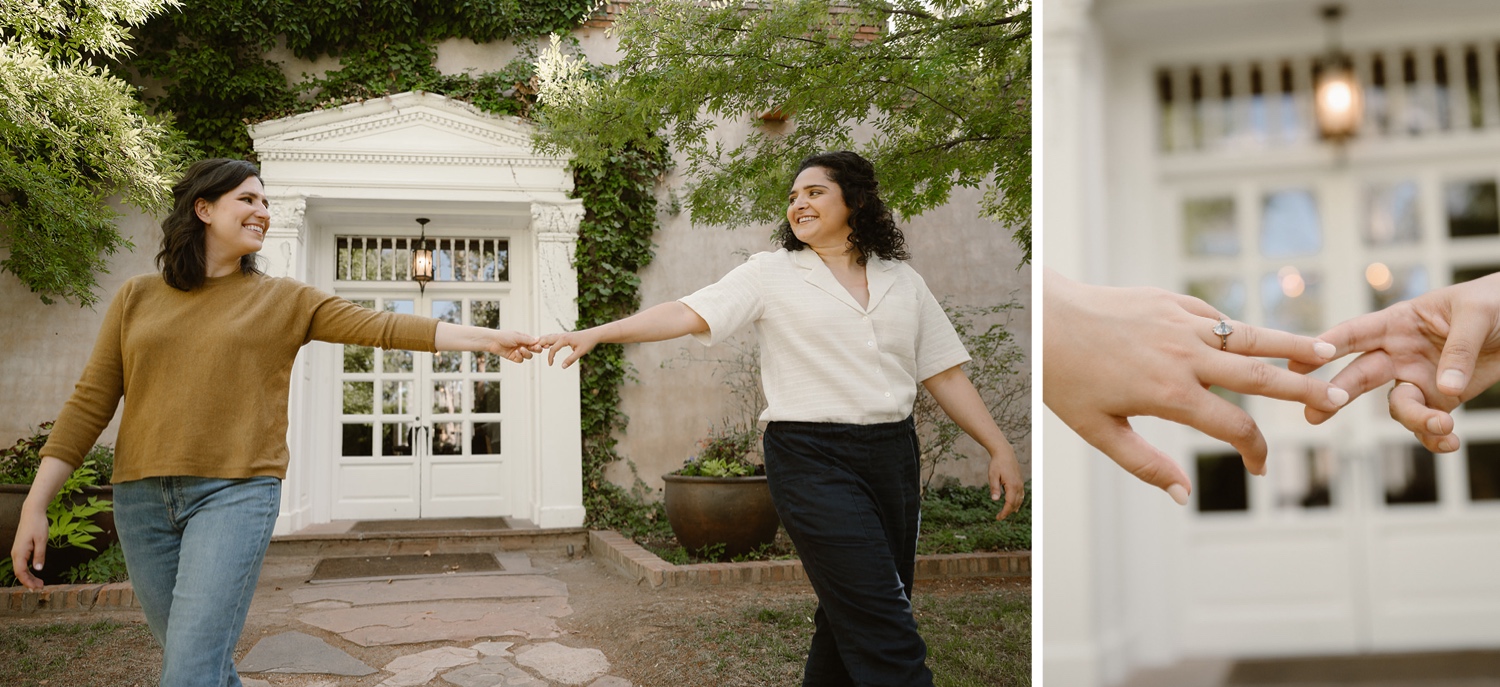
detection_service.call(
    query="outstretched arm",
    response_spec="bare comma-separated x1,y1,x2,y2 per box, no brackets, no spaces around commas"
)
922,365,1024,521
434,323,541,363
1044,268,1346,504
541,302,710,368
1294,271,1500,452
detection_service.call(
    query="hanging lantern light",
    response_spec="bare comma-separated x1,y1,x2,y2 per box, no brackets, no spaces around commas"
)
1314,5,1362,142
411,217,434,293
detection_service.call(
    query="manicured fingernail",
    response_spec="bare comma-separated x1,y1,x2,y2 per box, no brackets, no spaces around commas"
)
1167,484,1189,506
32,563,41,571
1440,437,1458,452
1314,342,1336,359
990,491,1000,501
1440,369,1466,391
1427,417,1443,434
1328,387,1350,407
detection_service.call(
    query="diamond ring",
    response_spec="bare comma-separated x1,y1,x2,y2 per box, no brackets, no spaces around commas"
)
1213,318,1234,351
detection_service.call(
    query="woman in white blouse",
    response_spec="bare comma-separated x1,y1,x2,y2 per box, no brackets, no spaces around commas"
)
542,151,1023,687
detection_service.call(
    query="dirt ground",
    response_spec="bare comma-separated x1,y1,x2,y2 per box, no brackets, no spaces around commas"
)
0,552,1030,687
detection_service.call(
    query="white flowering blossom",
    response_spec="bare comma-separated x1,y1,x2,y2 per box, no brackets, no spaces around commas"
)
0,0,180,59
535,34,599,111
0,0,184,306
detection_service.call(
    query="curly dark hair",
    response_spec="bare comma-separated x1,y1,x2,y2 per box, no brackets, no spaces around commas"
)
156,158,264,291
772,151,909,264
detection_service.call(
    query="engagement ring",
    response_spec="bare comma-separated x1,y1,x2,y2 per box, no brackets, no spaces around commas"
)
1213,318,1234,351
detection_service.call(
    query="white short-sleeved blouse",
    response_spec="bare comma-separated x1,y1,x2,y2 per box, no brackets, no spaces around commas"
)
678,248,969,424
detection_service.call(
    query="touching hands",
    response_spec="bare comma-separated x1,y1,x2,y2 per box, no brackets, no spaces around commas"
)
539,329,606,369
433,323,541,362
489,329,544,363
1044,269,1347,504
1295,272,1500,453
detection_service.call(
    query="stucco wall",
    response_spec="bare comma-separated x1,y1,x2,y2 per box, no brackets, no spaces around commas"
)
0,202,162,447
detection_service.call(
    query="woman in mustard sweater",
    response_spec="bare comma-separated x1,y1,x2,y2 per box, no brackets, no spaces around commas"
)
8,159,540,687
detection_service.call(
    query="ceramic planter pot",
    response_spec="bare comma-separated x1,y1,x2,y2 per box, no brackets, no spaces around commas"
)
662,474,781,559
0,484,117,585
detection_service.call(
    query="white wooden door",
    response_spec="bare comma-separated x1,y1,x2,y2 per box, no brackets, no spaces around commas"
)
329,234,529,520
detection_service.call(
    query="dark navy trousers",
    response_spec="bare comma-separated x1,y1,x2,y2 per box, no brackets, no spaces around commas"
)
763,417,934,687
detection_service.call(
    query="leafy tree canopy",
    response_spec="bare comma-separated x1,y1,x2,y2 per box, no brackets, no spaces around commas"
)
0,0,189,306
535,0,1030,263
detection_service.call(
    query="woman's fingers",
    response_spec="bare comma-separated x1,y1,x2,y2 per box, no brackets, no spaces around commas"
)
1388,382,1460,453
1208,321,1337,367
988,454,1025,521
1436,303,1497,395
545,337,573,366
1307,308,1394,360
1303,350,1398,425
1200,354,1349,412
1156,387,1269,476
1073,413,1193,505
11,532,44,591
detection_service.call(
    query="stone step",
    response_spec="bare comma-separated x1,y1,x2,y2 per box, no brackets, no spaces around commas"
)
268,518,589,558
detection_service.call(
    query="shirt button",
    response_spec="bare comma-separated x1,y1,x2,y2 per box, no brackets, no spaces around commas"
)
866,341,874,347
862,316,869,321
884,392,892,397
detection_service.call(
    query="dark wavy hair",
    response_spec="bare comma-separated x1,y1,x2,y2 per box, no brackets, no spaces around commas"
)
772,151,909,264
156,158,264,291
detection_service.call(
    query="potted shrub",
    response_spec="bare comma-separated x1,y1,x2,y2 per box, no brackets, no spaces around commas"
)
0,422,121,585
661,424,781,560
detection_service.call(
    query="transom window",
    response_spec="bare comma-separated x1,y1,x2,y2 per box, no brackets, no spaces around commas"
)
1157,40,1500,153
335,235,509,282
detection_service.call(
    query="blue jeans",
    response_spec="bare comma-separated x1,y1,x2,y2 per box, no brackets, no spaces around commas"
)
114,476,281,687
763,417,933,687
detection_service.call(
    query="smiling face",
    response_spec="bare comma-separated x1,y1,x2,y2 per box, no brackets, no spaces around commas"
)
786,166,853,251
196,175,269,264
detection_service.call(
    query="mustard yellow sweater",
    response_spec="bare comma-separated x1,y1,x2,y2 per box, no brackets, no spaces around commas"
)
41,271,438,482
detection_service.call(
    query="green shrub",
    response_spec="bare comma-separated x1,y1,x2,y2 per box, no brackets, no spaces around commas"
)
675,424,762,478
917,482,1031,554
0,423,121,585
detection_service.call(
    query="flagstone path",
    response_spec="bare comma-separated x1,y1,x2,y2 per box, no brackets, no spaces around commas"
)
235,553,634,686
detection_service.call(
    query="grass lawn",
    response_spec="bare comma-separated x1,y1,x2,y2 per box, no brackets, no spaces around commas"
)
0,618,159,687
659,582,1030,686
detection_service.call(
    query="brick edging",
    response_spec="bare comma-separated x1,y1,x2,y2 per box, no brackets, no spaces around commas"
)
587,530,1030,589
2,582,137,616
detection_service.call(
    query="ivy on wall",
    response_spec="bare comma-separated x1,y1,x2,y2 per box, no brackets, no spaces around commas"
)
124,0,592,157
570,147,670,531
118,0,663,527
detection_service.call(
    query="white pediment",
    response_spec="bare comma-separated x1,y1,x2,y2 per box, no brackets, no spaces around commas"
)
250,91,561,169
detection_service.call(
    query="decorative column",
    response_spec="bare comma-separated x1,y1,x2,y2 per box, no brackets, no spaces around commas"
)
264,195,307,279
531,200,587,528
265,195,310,534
